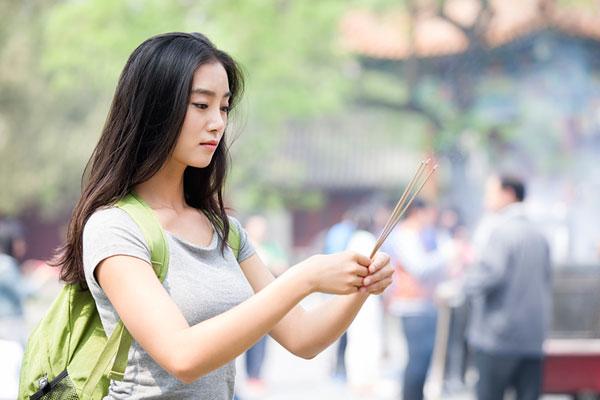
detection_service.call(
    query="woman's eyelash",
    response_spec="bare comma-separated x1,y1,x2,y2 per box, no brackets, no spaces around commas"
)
192,103,229,113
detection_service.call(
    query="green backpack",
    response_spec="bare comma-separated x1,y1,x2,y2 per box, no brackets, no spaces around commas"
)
18,193,240,399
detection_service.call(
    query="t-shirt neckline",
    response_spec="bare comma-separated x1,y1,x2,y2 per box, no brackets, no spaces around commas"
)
165,228,218,251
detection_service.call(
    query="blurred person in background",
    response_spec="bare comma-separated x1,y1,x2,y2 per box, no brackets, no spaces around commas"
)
323,210,357,382
0,218,30,399
323,210,356,256
437,207,474,277
344,205,385,397
0,218,29,344
420,206,439,252
386,198,454,400
434,207,474,394
463,175,552,400
242,215,288,395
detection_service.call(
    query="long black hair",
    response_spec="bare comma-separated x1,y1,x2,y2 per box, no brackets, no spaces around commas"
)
53,32,245,288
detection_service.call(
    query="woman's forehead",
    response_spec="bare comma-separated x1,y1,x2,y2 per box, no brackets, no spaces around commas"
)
191,62,230,96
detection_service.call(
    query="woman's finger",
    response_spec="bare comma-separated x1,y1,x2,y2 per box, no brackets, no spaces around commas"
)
350,275,365,288
369,252,390,274
363,264,394,286
365,277,393,294
351,251,372,267
354,265,370,277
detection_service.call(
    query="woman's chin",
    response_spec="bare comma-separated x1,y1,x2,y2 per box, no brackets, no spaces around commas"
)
187,158,213,169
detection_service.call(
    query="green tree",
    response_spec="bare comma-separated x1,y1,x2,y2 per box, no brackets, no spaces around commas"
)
0,0,364,217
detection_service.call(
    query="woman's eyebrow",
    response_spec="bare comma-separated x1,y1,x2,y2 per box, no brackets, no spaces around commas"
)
191,88,231,98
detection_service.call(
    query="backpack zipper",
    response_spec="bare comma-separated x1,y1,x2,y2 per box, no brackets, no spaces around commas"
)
31,370,69,399
38,375,48,392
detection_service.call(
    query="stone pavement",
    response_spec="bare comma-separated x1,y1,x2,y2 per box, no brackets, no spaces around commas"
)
235,335,403,400
235,336,570,400
234,294,570,400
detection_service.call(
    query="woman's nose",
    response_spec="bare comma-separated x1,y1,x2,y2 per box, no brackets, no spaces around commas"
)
208,110,226,132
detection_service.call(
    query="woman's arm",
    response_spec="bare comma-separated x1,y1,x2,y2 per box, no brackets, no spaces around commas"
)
95,251,370,383
240,252,393,358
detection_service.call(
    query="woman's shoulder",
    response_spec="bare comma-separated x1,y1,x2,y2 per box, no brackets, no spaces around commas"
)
85,206,136,230
83,205,146,245
223,214,255,262
82,205,150,268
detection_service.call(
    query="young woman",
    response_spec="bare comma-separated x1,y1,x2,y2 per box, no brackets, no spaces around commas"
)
53,32,394,399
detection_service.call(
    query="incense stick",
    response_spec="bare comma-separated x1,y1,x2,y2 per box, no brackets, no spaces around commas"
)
369,160,429,256
377,159,429,243
369,160,438,259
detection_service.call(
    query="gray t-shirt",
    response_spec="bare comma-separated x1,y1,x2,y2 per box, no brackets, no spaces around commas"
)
82,207,255,399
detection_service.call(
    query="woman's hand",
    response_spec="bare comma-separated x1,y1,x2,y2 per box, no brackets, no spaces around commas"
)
360,252,393,295
302,251,371,295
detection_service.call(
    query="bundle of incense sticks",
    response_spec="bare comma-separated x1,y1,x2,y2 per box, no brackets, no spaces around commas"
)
369,159,438,259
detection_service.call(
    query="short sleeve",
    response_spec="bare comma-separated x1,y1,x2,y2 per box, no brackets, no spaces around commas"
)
227,216,255,262
82,207,152,289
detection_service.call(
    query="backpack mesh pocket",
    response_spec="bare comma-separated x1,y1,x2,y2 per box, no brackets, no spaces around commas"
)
30,370,79,400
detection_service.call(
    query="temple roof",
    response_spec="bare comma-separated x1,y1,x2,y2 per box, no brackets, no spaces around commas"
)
340,0,600,60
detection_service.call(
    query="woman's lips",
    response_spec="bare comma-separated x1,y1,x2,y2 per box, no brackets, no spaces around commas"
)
200,140,218,149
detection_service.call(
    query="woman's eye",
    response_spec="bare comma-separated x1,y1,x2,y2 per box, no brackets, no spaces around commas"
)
192,103,208,109
221,106,230,113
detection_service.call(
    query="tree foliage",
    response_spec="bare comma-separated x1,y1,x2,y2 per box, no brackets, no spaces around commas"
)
0,0,358,216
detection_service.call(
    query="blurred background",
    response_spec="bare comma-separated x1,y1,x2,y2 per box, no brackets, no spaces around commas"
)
1,0,600,399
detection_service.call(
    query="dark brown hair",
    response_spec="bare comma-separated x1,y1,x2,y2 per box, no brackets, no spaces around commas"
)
52,32,245,288
499,174,526,202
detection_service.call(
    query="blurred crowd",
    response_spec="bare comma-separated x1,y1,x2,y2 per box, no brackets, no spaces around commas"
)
2,174,596,400
235,173,555,400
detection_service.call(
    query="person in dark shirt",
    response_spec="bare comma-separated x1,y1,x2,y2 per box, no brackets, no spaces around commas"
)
464,174,552,400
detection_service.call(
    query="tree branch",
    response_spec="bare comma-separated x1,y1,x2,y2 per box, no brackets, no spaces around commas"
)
435,0,493,48
472,0,494,43
435,0,470,38
359,96,444,131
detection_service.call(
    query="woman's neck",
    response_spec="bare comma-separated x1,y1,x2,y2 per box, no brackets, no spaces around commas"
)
134,160,188,212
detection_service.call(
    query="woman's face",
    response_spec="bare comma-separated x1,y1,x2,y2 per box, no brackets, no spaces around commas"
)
171,61,230,169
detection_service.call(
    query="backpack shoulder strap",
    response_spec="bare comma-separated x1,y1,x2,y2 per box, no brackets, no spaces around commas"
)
227,218,241,261
82,192,170,397
117,192,170,281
